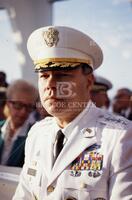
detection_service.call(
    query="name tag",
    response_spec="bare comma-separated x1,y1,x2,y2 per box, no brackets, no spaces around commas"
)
27,168,37,176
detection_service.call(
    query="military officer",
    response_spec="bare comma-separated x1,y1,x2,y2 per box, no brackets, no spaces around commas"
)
13,26,132,200
91,75,112,109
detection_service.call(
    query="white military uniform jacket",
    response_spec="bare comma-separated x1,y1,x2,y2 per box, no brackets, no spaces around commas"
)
13,102,132,200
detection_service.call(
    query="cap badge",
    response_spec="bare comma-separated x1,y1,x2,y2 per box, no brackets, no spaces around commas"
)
43,27,59,47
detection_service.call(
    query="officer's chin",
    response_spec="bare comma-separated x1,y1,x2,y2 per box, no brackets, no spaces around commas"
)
47,107,65,116
47,106,70,117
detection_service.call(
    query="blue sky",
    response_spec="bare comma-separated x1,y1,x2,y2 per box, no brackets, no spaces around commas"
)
0,0,131,99
53,0,132,98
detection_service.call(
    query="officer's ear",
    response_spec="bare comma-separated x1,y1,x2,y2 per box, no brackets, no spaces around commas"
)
86,73,94,91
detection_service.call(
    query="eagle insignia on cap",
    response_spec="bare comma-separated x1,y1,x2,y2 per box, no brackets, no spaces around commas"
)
43,27,59,47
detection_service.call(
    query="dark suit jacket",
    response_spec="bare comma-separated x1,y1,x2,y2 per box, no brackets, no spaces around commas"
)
128,111,132,120
0,122,32,167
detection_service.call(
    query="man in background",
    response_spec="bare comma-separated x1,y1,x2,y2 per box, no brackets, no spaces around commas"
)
0,71,9,88
112,88,132,120
91,75,112,110
0,87,7,123
0,71,9,122
0,79,38,167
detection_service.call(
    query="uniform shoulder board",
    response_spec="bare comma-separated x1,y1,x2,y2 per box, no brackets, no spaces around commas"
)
98,110,129,129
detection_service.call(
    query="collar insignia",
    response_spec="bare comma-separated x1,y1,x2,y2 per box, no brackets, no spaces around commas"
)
81,128,95,138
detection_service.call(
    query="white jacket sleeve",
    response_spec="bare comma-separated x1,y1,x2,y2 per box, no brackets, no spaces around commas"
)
109,125,132,200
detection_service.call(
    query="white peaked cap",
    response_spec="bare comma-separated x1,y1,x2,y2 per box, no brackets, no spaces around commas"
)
93,75,113,91
27,26,103,71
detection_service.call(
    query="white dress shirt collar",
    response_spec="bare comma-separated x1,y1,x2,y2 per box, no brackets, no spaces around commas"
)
53,100,93,140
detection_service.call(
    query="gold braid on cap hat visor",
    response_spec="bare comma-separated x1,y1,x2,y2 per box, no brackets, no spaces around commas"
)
34,58,92,70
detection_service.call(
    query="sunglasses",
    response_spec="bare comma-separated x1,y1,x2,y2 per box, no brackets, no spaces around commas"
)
8,100,36,112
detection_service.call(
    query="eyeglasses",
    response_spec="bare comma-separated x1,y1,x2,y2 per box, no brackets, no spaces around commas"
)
8,100,36,112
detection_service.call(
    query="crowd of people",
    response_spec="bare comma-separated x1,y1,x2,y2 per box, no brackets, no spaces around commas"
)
91,75,132,120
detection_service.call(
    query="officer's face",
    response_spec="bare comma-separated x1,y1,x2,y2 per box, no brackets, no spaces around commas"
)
38,67,93,120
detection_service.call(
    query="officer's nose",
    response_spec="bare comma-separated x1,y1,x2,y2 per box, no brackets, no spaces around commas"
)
46,74,57,90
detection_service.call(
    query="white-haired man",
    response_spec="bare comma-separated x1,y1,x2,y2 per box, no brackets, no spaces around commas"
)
0,79,38,167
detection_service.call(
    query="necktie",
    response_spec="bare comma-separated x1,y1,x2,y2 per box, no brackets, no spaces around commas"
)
55,130,65,160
